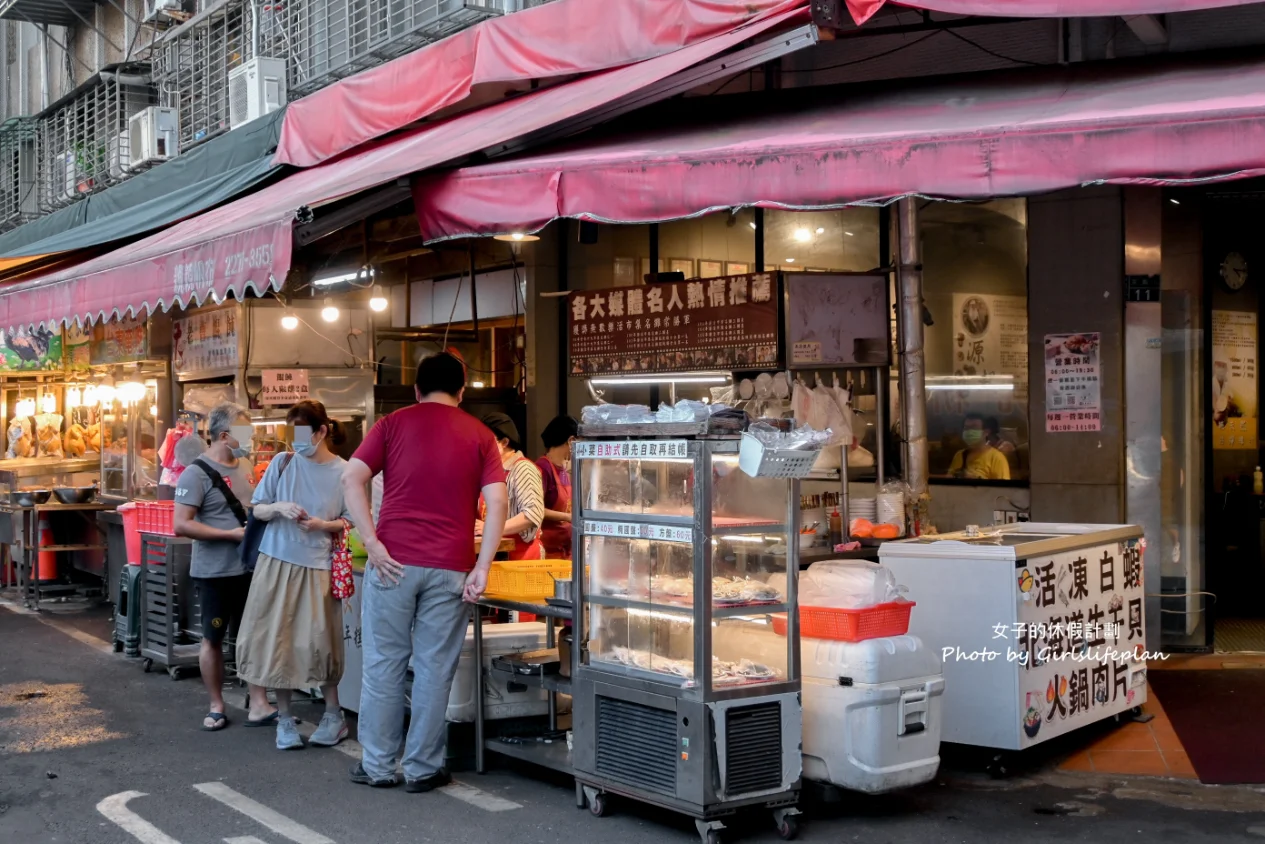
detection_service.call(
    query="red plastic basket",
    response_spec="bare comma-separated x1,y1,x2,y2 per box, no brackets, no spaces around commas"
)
771,600,915,642
135,500,176,536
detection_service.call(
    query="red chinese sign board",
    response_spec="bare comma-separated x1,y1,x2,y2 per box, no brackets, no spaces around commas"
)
567,273,780,376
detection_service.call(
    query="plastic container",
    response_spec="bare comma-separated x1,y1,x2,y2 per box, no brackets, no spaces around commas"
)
485,559,573,602
772,600,915,641
135,500,176,536
118,502,142,565
801,634,943,793
738,432,822,479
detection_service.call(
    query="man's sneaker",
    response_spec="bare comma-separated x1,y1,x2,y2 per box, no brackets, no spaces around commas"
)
405,769,452,793
308,712,348,747
275,716,304,751
350,763,401,788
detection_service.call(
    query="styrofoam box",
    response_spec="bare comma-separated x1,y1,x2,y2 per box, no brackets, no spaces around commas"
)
432,622,572,723
802,635,944,794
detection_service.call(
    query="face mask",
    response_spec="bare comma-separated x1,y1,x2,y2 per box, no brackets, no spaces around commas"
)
292,426,317,457
962,429,985,447
229,425,254,459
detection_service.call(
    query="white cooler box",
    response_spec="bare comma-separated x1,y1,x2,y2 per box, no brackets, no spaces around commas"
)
434,622,572,723
802,634,944,794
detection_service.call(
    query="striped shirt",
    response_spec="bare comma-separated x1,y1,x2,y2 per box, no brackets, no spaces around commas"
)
505,453,545,543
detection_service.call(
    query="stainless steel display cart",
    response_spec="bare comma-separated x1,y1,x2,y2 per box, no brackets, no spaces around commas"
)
571,430,804,844
139,533,202,680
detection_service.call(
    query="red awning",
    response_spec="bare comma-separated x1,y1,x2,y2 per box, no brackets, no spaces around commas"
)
412,53,1265,241
848,0,1260,24
276,0,806,168
0,6,805,332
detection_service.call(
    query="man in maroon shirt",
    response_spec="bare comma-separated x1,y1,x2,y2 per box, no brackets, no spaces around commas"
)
342,352,508,791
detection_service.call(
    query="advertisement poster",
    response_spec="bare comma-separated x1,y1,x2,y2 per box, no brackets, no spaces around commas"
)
0,326,63,371
1044,332,1101,433
90,316,149,365
1011,538,1147,748
260,369,310,406
951,293,1029,399
568,273,779,375
173,307,239,373
64,323,91,371
1211,310,1258,450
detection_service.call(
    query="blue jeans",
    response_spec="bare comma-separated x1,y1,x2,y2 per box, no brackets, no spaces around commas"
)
359,564,469,781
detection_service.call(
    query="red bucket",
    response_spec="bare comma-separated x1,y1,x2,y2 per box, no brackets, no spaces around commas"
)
118,502,141,566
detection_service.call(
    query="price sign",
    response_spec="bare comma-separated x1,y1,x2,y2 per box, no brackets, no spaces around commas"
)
261,369,310,406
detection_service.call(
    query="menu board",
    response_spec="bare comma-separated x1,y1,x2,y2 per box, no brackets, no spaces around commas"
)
786,273,889,367
90,316,149,364
173,307,239,373
568,273,779,376
1044,332,1101,433
1211,310,1257,450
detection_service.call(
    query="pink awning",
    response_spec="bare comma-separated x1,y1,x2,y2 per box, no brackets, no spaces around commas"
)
848,0,1261,24
276,0,805,168
0,6,805,332
412,54,1265,241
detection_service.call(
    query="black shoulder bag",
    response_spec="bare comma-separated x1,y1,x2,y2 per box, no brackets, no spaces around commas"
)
194,453,293,573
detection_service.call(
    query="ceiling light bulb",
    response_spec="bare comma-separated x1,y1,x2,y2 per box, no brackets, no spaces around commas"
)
748,222,757,230
96,385,115,404
815,227,825,234
471,380,486,389
150,405,159,418
785,258,795,263
844,231,855,237
119,381,147,403
321,299,340,322
280,311,299,330
793,228,812,243
40,393,57,414
369,285,389,312
82,385,97,406
65,387,81,408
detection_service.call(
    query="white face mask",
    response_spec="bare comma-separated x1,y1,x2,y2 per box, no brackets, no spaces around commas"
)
229,425,254,458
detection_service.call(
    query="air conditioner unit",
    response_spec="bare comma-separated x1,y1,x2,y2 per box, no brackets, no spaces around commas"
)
228,57,287,130
143,0,182,22
128,107,180,170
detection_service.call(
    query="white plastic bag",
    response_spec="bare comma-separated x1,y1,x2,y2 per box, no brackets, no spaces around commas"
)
813,379,847,447
799,561,902,609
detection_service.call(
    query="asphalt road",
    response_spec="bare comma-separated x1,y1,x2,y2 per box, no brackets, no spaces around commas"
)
2,603,1264,844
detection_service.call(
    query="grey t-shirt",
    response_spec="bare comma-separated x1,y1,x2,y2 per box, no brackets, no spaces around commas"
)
252,453,351,570
174,455,255,579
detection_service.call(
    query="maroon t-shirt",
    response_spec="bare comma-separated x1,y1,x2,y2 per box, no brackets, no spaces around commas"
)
353,402,505,572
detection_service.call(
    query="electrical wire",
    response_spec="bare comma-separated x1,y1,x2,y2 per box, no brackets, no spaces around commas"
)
780,30,944,74
941,28,1045,68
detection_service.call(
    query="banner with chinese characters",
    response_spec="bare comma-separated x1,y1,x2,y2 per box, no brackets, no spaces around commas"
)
173,307,239,374
90,316,149,364
567,273,780,375
1043,332,1101,432
260,369,310,406
1011,538,1147,748
574,440,689,460
951,293,1028,400
1211,310,1258,450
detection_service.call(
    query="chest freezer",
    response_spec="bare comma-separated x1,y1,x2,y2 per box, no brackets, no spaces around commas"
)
879,523,1147,752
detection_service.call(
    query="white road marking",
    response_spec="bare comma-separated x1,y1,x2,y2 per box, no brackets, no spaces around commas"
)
96,791,183,844
195,782,337,844
441,780,522,812
224,838,270,844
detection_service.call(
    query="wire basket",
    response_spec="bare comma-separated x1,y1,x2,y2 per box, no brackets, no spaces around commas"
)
771,600,915,642
738,432,823,479
484,559,573,601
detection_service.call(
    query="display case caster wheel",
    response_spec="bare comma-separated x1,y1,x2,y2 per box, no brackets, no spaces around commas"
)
142,658,153,673
695,819,726,844
986,752,1014,779
584,786,608,817
112,638,123,653
773,808,801,841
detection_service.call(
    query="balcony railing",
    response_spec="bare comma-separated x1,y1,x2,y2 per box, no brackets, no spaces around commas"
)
0,116,38,231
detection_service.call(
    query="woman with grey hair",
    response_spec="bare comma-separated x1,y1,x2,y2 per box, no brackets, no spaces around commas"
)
174,402,276,731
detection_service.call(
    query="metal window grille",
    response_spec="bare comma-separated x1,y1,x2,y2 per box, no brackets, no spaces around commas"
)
36,71,156,213
0,117,38,231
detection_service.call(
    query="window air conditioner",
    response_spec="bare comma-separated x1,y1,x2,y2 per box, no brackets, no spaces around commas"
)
228,57,288,130
143,0,182,22
128,107,180,170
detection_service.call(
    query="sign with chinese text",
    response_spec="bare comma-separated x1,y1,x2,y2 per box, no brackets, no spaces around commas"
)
787,273,889,367
583,520,693,544
1044,333,1101,433
574,440,690,460
567,273,779,376
173,307,239,373
0,326,63,372
260,369,310,406
1211,310,1257,450
90,316,149,365
1010,538,1147,748
952,293,1029,400
65,323,90,371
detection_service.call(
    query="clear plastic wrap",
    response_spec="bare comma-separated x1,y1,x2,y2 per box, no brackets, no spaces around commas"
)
799,561,904,609
748,420,832,450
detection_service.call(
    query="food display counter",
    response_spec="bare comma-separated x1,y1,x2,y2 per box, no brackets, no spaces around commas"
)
569,431,803,843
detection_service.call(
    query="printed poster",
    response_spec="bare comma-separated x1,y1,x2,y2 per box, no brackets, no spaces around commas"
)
951,293,1029,399
1010,538,1147,748
0,326,64,371
64,323,91,371
173,307,239,373
1044,332,1101,433
90,316,149,364
1211,310,1258,450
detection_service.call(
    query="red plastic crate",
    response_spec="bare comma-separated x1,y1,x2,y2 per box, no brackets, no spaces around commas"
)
771,600,915,642
135,500,176,536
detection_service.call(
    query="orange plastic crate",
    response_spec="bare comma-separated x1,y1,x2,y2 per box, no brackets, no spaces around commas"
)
136,500,176,536
771,601,915,642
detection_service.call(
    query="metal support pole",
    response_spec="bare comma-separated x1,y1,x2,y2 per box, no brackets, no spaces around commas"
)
896,198,928,498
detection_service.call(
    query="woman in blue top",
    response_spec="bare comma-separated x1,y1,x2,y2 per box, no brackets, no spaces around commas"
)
237,400,353,751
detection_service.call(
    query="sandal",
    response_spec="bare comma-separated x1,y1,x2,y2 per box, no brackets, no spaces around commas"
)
202,712,229,731
244,710,280,727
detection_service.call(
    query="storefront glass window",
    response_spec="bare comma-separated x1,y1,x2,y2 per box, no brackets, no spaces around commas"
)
922,199,1030,483
659,210,757,278
762,209,881,273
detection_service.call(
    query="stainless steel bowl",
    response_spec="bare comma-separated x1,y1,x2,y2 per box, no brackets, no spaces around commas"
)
53,486,96,504
12,489,52,507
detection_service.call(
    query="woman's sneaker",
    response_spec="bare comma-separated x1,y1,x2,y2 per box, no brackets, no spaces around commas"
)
309,712,348,747
276,716,304,751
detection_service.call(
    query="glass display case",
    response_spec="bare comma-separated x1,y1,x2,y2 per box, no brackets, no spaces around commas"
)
99,372,166,502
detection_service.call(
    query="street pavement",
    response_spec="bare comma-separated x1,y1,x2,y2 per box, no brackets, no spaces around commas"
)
2,602,1264,844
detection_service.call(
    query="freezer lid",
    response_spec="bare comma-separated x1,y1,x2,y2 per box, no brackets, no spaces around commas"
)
878,523,1143,562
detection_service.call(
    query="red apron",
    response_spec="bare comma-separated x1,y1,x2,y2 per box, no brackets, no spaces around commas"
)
481,457,545,561
538,459,572,559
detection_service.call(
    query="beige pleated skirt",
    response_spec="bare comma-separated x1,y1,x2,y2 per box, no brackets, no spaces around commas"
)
236,553,345,688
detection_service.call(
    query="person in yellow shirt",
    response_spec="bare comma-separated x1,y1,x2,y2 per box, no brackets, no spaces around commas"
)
947,413,1011,480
